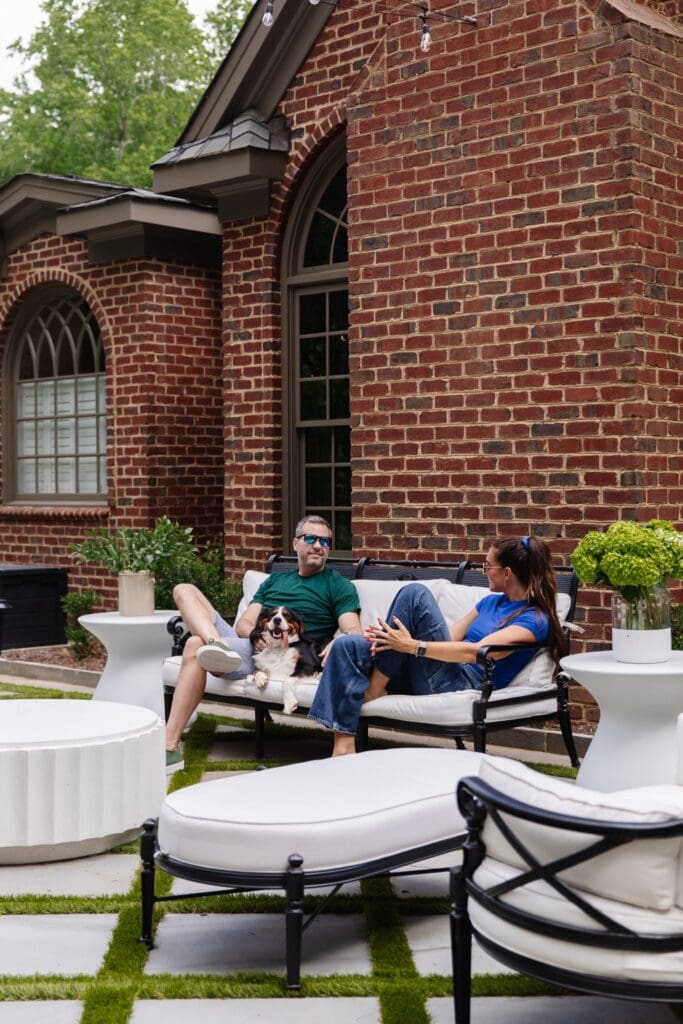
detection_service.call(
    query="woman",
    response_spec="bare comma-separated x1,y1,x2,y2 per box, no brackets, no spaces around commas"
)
308,535,564,756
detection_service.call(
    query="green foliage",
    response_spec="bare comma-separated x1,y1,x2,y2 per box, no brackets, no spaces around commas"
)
203,0,252,70
61,586,100,659
570,519,683,601
154,539,243,620
673,603,683,651
71,515,196,575
0,0,250,188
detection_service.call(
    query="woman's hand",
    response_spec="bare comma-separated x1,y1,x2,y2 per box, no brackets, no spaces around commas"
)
364,616,416,656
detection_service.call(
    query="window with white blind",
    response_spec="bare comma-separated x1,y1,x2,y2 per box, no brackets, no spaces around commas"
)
8,289,107,502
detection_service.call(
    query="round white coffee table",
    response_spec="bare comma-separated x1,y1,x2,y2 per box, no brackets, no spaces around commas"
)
0,699,165,864
561,650,683,791
80,610,175,719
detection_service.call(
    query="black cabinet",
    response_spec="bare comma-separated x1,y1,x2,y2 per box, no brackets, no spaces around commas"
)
0,565,68,650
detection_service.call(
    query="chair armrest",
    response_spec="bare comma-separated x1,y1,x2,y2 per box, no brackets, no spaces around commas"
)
167,615,189,656
475,641,545,701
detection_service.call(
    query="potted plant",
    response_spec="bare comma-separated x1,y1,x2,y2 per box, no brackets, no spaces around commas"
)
570,519,683,663
71,516,197,616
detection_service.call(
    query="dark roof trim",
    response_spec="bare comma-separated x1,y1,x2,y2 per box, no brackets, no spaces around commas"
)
0,173,129,257
600,0,683,37
179,0,334,144
56,191,222,266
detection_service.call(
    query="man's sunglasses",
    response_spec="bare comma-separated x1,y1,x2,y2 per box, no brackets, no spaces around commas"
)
297,533,332,548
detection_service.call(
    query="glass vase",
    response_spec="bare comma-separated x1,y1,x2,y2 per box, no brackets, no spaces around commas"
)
611,584,672,663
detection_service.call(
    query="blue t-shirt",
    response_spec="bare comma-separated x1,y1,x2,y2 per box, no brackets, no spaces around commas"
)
466,594,549,689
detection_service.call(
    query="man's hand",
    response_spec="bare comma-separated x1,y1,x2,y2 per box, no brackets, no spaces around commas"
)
320,639,334,667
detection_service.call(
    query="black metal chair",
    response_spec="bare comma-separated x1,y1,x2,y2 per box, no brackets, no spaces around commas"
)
450,770,683,1023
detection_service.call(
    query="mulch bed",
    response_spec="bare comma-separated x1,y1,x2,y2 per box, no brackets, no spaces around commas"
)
2,644,106,673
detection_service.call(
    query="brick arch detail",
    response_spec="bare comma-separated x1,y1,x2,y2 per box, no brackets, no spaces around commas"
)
273,110,347,241
0,270,113,354
0,268,120,508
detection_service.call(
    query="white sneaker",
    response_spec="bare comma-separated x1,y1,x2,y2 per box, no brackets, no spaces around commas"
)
196,638,242,676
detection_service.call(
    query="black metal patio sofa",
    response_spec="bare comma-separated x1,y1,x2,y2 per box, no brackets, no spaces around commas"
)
162,555,581,765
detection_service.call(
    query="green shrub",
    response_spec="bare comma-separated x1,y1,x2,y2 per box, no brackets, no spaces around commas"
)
154,541,243,621
71,516,196,574
61,588,101,660
673,604,683,651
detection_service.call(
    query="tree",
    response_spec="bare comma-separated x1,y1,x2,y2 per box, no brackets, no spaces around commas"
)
202,0,252,73
0,0,250,188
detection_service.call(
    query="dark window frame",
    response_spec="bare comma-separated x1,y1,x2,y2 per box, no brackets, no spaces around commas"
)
3,285,108,506
281,135,350,552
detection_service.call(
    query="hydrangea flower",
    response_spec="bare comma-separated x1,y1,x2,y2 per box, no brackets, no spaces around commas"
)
571,519,683,600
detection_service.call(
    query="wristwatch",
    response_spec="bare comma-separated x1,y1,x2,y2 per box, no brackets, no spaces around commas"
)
415,641,428,658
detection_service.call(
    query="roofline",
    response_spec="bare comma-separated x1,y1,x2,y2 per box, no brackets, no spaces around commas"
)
179,0,334,143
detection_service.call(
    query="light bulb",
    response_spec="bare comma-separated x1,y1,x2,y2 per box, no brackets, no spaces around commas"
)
262,0,273,25
309,0,321,6
420,22,432,51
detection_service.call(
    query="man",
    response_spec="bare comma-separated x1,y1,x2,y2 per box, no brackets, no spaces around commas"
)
165,515,361,771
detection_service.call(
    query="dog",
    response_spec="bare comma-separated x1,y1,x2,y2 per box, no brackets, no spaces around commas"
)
248,606,322,714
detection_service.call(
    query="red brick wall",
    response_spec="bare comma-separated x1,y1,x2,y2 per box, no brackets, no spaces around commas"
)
0,237,223,603
219,0,683,730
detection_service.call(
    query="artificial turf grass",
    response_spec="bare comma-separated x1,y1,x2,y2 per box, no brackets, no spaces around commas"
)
0,689,570,1021
0,681,91,700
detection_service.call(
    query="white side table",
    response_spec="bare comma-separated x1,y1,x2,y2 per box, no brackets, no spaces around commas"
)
80,610,175,720
561,650,683,791
0,699,165,863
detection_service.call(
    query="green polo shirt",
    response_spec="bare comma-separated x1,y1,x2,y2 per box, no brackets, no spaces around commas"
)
250,568,360,644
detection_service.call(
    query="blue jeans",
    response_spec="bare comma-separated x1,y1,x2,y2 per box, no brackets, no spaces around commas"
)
308,583,483,735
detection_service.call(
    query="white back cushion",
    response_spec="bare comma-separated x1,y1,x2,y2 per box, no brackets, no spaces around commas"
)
351,578,449,630
476,757,683,911
234,570,269,621
437,584,570,627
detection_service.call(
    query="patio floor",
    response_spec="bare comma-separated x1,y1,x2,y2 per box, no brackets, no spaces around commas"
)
0,675,679,1024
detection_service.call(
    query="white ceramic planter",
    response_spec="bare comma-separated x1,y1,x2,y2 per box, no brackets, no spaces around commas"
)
118,571,155,616
611,626,672,664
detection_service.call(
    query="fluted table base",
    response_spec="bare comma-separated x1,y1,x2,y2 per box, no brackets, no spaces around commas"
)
0,700,165,864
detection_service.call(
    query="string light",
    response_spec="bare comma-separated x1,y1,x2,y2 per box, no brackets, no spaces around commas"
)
259,0,477,51
419,7,432,51
262,0,274,25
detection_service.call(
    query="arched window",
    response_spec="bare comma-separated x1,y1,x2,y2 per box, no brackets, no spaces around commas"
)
7,288,107,502
284,140,350,551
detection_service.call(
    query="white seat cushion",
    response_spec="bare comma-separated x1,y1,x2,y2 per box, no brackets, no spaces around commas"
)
158,747,490,875
470,861,683,984
360,687,557,725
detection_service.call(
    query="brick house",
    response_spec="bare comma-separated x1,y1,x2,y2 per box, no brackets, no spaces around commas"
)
0,0,681,725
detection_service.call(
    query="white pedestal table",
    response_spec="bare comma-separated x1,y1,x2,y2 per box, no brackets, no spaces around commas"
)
0,699,165,864
561,650,683,792
80,610,175,720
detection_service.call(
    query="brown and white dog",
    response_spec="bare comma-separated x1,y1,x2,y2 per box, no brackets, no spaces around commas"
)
248,607,322,714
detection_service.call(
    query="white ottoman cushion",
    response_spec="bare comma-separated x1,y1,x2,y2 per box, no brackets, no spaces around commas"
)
158,747,491,876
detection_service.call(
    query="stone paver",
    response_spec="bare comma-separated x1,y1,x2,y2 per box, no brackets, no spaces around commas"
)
427,996,682,1023
170,875,360,897
145,913,371,976
0,1002,83,1023
403,915,515,977
0,915,117,975
390,851,461,899
131,997,381,1023
207,734,331,762
0,854,138,896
